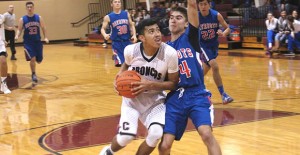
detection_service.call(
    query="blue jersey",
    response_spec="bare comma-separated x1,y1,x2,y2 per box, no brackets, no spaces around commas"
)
167,24,206,91
108,10,131,41
23,14,41,42
199,9,219,47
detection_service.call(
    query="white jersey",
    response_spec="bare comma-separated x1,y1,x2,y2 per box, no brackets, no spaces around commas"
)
0,14,6,50
123,42,178,113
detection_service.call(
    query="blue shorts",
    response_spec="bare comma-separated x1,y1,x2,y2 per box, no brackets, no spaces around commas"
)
288,32,300,51
200,45,218,65
164,87,213,140
112,40,131,66
24,41,43,62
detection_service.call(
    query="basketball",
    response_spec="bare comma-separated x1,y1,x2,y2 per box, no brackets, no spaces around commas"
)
116,70,141,98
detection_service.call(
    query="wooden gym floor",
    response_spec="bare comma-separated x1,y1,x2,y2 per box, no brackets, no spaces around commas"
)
0,43,299,155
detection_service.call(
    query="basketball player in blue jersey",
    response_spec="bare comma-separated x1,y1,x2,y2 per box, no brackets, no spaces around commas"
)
99,18,178,155
159,0,222,154
15,1,49,84
198,0,233,104
101,0,137,67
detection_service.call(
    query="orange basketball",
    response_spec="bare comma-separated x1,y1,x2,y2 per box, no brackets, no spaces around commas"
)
116,70,141,98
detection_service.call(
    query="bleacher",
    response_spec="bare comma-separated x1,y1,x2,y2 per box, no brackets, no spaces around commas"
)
214,1,242,49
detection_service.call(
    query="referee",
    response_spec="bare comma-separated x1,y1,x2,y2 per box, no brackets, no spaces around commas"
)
4,5,17,60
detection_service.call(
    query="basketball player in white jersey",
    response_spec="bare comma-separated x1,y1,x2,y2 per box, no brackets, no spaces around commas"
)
0,14,11,94
99,18,179,155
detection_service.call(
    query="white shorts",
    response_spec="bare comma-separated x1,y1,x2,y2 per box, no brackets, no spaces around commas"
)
0,43,6,53
118,102,166,136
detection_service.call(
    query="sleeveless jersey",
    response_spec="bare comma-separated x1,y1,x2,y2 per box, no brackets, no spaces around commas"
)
123,42,178,113
23,14,41,42
0,15,5,46
167,26,206,90
199,9,219,47
108,10,131,41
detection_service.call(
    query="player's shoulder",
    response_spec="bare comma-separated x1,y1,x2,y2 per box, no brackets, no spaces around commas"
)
160,42,175,51
125,42,141,52
160,42,177,58
2,12,8,16
210,9,219,14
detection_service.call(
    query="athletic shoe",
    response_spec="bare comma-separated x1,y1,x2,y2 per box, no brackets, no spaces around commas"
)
32,74,38,83
99,146,113,155
222,93,233,104
10,55,17,60
1,82,11,94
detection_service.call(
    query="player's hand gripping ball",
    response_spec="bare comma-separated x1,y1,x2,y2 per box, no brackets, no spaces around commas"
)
116,70,141,98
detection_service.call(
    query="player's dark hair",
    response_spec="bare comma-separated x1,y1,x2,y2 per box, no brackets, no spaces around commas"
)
136,18,159,35
171,6,188,21
26,1,34,6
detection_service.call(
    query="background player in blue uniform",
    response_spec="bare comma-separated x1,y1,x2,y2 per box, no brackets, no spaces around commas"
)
159,0,222,154
15,1,49,83
101,0,137,67
198,0,233,104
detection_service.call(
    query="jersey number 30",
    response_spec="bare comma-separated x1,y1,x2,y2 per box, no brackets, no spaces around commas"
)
117,25,128,35
179,60,191,78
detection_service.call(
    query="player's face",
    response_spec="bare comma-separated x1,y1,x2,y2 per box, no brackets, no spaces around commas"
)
111,0,122,9
169,11,187,35
141,24,162,48
198,1,210,15
26,4,34,14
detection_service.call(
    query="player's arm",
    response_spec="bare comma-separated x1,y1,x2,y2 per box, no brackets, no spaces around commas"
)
113,63,130,95
217,13,230,37
132,72,178,96
0,15,6,44
101,15,111,40
114,46,132,92
127,12,137,43
132,49,179,95
40,16,49,43
187,0,201,52
117,63,130,75
15,18,23,41
188,0,198,28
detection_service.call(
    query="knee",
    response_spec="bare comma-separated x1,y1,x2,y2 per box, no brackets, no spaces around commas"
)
159,140,172,153
0,57,7,65
199,128,214,144
31,57,36,62
146,124,163,147
116,134,135,147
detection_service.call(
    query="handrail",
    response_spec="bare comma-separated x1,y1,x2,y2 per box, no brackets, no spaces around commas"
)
87,16,104,34
88,17,103,24
71,13,98,27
